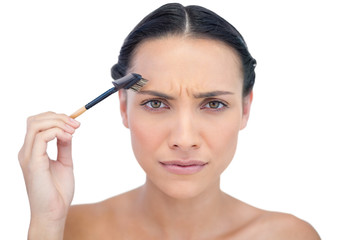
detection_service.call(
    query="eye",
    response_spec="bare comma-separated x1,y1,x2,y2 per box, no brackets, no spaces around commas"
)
149,100,162,108
141,99,169,111
202,100,228,111
208,101,221,108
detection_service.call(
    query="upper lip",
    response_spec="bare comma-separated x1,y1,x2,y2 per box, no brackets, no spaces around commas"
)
160,160,208,166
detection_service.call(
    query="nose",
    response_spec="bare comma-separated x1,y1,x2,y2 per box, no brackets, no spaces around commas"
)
168,111,201,151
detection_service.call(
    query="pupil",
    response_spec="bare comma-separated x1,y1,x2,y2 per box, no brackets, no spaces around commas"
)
210,102,219,108
151,101,161,108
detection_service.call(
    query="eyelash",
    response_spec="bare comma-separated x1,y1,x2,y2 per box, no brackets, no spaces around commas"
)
140,98,229,112
140,99,170,112
201,100,228,112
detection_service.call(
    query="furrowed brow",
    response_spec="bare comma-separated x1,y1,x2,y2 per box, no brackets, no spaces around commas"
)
137,90,234,100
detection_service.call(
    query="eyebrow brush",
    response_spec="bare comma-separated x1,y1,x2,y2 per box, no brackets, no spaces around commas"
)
70,73,148,119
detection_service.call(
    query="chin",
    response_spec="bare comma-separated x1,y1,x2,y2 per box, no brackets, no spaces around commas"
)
147,175,216,200
165,184,203,200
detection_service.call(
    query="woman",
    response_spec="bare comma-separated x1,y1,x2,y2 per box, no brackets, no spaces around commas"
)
19,3,320,239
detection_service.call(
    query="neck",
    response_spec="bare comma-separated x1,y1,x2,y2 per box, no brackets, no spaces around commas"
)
136,177,228,239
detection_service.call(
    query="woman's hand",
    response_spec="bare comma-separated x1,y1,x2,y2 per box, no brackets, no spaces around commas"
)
18,112,80,239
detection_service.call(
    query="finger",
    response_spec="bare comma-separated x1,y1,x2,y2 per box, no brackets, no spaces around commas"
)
30,128,72,171
27,112,80,135
57,136,73,167
22,120,73,165
21,113,80,163
26,112,80,128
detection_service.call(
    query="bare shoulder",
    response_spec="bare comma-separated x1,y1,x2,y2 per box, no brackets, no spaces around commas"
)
254,211,321,240
224,196,320,240
64,188,140,240
64,203,100,240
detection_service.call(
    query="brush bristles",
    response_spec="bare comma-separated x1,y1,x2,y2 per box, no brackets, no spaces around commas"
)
130,78,148,92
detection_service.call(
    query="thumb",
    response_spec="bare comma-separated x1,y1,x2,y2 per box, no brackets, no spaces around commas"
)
57,134,73,167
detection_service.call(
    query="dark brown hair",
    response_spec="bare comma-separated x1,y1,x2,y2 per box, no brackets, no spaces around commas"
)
111,3,256,96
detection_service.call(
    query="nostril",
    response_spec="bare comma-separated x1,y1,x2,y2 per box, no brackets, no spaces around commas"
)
171,143,200,151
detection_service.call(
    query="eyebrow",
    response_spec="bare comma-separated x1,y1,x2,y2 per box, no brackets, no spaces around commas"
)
137,90,175,100
137,90,234,99
193,91,234,98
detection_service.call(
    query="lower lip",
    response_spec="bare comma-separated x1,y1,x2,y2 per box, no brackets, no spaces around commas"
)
160,163,207,175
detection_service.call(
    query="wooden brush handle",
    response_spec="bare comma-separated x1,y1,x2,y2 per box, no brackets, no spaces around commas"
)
70,106,86,119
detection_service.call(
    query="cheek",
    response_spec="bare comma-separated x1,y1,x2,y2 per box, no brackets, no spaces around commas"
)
128,111,167,167
204,113,241,170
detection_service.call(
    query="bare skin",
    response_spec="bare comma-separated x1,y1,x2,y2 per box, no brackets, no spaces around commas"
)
20,37,320,239
65,186,319,240
18,112,80,239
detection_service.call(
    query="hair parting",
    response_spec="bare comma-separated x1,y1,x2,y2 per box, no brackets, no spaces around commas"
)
111,3,256,97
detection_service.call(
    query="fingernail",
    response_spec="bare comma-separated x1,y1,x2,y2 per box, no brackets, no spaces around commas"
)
69,118,80,126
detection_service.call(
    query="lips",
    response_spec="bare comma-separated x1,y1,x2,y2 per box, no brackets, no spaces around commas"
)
159,160,208,175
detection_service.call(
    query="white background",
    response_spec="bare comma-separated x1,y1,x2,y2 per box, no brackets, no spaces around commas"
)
1,0,359,239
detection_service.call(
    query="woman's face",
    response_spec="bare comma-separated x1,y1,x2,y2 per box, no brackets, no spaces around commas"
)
119,36,252,199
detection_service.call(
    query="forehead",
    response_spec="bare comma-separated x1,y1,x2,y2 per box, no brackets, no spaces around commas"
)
129,36,243,95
